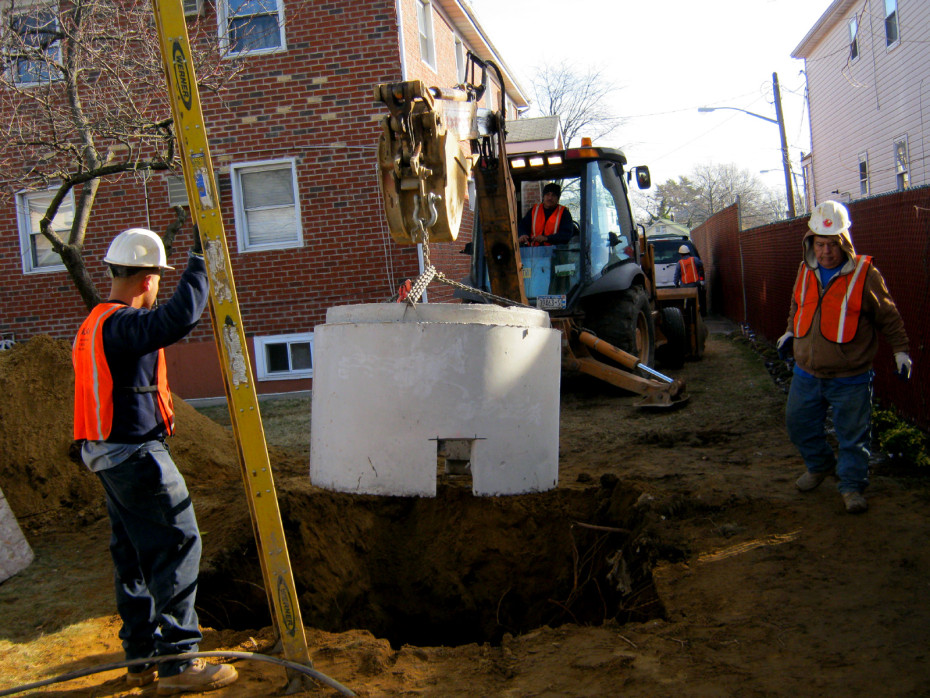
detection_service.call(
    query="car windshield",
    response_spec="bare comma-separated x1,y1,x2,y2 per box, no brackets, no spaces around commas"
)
652,239,693,265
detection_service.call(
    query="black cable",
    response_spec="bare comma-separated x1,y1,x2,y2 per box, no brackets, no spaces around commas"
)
0,650,355,697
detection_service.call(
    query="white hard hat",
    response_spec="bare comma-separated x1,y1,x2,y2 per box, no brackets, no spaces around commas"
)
808,200,850,236
678,244,690,254
103,228,173,269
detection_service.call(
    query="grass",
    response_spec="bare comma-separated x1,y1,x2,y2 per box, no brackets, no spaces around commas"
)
195,394,312,457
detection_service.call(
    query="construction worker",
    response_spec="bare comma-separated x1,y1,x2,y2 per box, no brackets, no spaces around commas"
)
518,182,574,246
73,228,238,694
674,244,706,315
777,200,912,514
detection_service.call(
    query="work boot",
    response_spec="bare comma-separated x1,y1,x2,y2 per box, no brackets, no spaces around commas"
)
843,491,868,514
156,659,238,695
126,664,157,687
795,470,829,491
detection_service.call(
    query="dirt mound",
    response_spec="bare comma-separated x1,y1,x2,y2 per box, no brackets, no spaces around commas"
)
0,336,242,533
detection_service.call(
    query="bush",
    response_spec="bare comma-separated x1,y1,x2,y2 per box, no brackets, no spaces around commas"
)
872,406,930,470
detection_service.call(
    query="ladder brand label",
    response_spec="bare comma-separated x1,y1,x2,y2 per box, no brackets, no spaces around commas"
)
171,41,193,111
276,575,297,636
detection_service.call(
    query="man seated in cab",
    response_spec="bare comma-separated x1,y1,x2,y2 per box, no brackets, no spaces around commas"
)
518,182,574,246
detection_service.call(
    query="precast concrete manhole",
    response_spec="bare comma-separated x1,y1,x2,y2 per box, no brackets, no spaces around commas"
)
198,476,664,648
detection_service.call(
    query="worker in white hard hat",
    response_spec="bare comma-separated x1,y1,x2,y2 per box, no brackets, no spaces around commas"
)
73,227,239,694
673,242,706,315
778,200,911,514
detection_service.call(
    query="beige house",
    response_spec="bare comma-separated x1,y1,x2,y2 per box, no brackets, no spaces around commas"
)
793,0,929,203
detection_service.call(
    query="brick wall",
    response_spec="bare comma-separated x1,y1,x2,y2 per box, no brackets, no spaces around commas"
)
0,0,502,397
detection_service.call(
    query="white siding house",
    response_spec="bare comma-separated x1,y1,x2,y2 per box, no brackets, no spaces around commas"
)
793,0,930,203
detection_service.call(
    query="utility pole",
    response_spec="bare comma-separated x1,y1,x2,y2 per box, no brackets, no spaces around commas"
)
772,72,795,217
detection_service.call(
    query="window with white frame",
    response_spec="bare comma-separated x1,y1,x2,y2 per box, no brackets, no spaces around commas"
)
8,4,61,85
254,333,313,380
219,0,285,56
884,0,899,47
416,0,436,68
16,188,73,273
455,36,466,82
848,17,859,61
894,137,909,190
858,153,869,196
230,159,302,252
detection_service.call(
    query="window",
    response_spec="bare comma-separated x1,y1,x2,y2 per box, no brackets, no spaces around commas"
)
254,333,313,380
893,137,909,190
230,159,302,252
455,37,466,82
416,0,436,68
16,188,73,273
8,5,60,85
219,0,285,56
848,17,859,61
858,153,869,196
884,0,899,47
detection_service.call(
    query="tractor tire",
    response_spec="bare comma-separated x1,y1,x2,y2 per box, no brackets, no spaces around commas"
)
583,286,655,367
656,306,687,369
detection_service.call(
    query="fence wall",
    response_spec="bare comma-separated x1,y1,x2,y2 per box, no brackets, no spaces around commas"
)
692,187,930,429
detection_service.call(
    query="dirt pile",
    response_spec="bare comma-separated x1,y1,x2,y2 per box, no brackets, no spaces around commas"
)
0,336,243,534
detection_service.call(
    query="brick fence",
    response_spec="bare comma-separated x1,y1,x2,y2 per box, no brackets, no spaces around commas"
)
691,187,930,430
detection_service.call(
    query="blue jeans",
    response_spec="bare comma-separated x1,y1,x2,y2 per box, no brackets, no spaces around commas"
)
95,442,202,677
786,371,873,494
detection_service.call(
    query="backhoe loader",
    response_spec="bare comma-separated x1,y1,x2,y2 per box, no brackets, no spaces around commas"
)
375,57,692,406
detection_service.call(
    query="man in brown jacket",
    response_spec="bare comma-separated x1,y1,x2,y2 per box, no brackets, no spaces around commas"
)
777,200,911,513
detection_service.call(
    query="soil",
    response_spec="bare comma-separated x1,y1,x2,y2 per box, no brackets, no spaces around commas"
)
1,329,929,697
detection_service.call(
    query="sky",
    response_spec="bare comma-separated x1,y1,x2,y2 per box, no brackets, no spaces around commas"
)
466,0,832,197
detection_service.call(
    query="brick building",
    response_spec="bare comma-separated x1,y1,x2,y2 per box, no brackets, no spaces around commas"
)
0,0,528,398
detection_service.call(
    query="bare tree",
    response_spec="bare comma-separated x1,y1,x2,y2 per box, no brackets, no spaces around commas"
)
0,0,240,309
638,163,783,229
528,62,622,147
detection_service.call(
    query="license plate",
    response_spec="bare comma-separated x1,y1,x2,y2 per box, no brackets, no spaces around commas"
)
536,295,566,310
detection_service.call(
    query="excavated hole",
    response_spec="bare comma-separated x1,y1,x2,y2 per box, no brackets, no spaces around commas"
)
198,477,664,648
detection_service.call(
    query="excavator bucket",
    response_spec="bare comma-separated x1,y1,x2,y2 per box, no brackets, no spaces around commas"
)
375,80,476,245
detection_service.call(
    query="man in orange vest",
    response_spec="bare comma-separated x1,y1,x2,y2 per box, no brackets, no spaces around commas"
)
517,182,574,246
72,228,238,694
674,243,706,315
777,201,911,514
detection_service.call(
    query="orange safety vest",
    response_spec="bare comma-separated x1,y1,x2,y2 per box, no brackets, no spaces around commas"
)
792,255,872,344
73,302,174,440
678,256,700,284
530,204,566,246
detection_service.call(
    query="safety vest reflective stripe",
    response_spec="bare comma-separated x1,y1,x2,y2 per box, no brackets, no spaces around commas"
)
679,257,699,284
530,204,565,245
792,255,872,343
73,303,175,440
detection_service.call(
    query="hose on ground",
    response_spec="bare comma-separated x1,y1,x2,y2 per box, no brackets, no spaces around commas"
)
0,650,355,697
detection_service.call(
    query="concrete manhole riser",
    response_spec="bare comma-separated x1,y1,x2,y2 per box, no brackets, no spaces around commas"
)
310,304,562,497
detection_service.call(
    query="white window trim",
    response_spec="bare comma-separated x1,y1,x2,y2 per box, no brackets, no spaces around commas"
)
16,187,73,274
848,17,859,62
416,0,437,70
230,157,303,253
7,3,62,87
884,0,900,50
254,332,314,380
217,0,287,58
857,152,869,196
893,135,909,189
454,35,466,82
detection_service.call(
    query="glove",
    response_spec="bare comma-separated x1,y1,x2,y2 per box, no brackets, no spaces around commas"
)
191,224,203,256
894,352,912,381
776,332,794,360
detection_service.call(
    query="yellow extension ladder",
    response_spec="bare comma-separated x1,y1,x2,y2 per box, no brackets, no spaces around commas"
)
149,0,313,690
